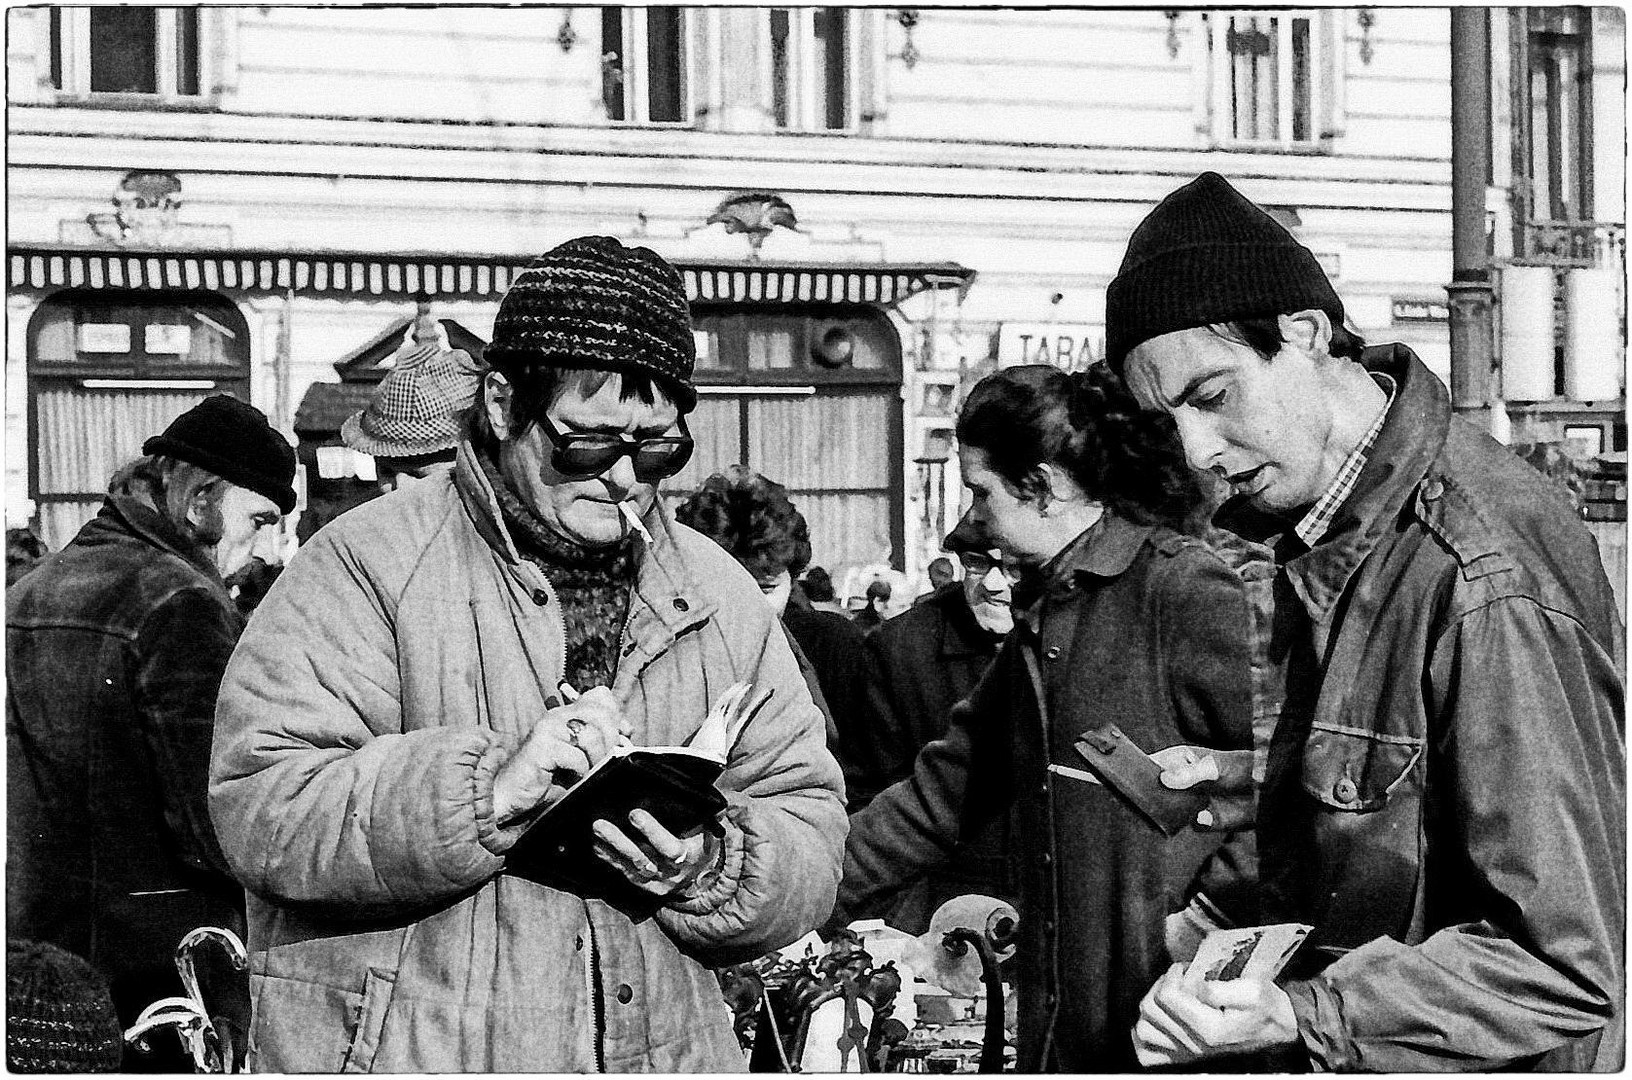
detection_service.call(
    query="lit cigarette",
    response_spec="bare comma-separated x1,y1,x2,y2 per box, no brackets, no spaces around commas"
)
620,500,653,544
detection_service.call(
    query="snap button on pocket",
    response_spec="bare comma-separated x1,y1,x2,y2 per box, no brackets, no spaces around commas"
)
615,983,634,1004
673,598,689,612
1045,646,1061,660
1333,776,1359,804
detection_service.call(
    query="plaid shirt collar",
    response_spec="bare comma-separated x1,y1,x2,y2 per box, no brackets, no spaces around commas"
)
1293,373,1397,548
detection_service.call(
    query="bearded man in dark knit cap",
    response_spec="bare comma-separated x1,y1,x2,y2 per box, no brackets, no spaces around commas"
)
1112,173,1624,1072
209,236,846,1072
8,395,295,1057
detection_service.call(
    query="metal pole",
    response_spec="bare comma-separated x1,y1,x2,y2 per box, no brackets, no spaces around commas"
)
1448,7,1495,431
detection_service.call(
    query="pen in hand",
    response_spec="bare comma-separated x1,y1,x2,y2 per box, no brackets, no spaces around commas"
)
555,680,633,748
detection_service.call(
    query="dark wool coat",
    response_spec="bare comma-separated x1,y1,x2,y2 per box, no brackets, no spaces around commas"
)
7,496,245,1017
837,513,1256,1071
1237,344,1625,1072
848,584,1009,933
783,599,870,781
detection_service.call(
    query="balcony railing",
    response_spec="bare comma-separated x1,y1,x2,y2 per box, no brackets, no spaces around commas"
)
1521,219,1626,269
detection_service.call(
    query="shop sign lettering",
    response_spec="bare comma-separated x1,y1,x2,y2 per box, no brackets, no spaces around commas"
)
997,323,1102,371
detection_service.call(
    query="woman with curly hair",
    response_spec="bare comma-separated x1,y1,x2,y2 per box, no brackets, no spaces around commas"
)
676,466,868,786
832,363,1257,1071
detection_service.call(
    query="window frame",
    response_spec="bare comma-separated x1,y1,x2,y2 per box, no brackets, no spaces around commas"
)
1520,6,1595,225
690,304,901,387
1205,10,1328,151
45,7,214,104
767,7,858,133
602,6,695,126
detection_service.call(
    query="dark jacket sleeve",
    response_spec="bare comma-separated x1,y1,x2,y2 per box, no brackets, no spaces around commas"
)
130,586,241,883
833,645,1016,925
1157,546,1258,924
1287,598,1625,1071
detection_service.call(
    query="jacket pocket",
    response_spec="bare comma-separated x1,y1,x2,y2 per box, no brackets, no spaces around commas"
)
341,968,396,1074
1300,723,1422,812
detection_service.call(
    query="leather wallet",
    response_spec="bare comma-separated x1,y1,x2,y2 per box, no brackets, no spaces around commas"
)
1072,725,1208,837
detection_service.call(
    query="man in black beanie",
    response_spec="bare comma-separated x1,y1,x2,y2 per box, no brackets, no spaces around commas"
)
1111,173,1623,1071
7,394,294,1066
209,236,845,1071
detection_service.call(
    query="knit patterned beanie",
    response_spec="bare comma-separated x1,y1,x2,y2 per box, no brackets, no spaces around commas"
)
6,940,124,1072
1104,172,1345,373
143,395,298,513
485,236,697,412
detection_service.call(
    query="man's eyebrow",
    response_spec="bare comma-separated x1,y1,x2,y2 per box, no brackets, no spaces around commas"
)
1168,366,1231,409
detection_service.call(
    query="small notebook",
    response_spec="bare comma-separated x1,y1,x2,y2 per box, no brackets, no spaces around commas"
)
503,683,767,897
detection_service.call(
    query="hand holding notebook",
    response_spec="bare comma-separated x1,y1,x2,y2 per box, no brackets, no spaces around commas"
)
503,682,773,899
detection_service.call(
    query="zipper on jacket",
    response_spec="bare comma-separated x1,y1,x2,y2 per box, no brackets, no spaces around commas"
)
585,917,607,1072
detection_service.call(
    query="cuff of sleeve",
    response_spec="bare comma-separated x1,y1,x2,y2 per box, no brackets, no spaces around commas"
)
1283,976,1349,1072
472,731,530,857
666,807,746,915
1192,892,1232,930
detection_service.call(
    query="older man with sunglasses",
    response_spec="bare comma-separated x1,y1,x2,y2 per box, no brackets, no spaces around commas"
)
209,237,847,1072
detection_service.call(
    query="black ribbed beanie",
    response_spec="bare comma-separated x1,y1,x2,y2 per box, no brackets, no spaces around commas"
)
484,236,697,412
143,395,297,513
1105,172,1344,373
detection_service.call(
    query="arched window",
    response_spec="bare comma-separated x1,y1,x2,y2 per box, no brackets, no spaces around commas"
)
27,289,250,547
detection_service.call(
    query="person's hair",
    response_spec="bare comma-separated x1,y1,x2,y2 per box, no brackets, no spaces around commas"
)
956,363,1204,531
6,528,48,586
800,565,836,603
469,365,665,452
107,454,229,547
928,556,954,578
674,465,812,581
1206,315,1367,362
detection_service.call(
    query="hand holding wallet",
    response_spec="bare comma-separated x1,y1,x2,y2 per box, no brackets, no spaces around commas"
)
1071,725,1209,836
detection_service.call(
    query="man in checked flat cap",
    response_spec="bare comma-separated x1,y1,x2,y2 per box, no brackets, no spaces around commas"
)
209,236,846,1072
1111,173,1623,1071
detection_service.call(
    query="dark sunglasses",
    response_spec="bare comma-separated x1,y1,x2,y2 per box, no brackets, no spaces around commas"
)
536,413,694,483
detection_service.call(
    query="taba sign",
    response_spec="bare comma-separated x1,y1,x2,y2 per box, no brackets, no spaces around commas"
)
997,323,1102,371
1392,298,1449,323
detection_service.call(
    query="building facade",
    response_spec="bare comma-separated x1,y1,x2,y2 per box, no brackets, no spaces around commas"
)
6,6,1624,591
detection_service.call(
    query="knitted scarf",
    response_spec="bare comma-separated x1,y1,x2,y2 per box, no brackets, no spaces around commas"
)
478,450,636,692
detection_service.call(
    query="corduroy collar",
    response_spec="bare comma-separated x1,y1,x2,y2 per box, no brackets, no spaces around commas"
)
96,494,224,584
1215,342,1449,626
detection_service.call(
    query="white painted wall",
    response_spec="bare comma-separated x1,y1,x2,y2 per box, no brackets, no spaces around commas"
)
4,5,1620,574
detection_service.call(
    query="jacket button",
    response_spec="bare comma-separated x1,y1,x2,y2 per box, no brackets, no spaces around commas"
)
1045,646,1061,660
1422,478,1445,502
1041,851,1053,867
615,983,634,1004
1333,776,1359,804
673,598,689,612
574,935,584,952
532,589,549,606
